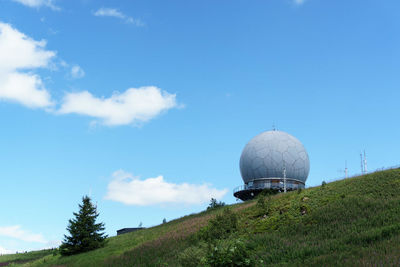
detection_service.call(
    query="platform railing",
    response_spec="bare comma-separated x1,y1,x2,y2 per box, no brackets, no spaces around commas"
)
233,178,305,194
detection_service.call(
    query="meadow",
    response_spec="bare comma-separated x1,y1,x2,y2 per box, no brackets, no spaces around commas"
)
1,168,400,266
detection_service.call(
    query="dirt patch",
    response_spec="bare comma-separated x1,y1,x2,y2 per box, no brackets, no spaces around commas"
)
233,201,256,211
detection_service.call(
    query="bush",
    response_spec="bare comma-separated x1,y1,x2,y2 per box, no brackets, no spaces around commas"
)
297,188,303,194
178,242,208,267
206,238,253,267
256,195,271,216
52,248,59,256
200,208,238,242
259,189,279,196
207,198,226,210
257,195,266,210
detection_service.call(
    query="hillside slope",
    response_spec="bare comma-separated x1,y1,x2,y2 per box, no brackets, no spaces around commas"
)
2,168,400,266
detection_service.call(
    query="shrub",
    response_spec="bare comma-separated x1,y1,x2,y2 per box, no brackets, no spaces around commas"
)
259,188,279,196
297,188,303,194
257,195,266,210
178,242,207,267
52,248,59,256
207,198,226,210
200,208,238,242
256,195,271,216
206,238,253,267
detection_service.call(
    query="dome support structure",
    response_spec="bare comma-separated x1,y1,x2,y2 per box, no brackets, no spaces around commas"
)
233,177,305,201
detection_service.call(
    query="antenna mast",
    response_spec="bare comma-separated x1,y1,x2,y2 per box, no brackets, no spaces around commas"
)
360,153,364,174
364,150,367,173
283,166,287,193
345,160,348,178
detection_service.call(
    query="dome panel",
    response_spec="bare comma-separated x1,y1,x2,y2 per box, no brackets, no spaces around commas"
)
251,157,263,170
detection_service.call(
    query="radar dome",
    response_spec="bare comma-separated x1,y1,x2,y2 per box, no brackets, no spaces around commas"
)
240,130,310,184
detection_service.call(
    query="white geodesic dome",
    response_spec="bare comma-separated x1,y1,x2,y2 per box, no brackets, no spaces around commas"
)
239,130,310,184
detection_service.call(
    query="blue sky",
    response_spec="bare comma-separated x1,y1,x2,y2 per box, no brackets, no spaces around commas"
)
0,0,399,253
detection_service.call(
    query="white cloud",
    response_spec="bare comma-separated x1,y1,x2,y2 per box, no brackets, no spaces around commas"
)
105,170,228,206
43,239,61,249
94,8,144,26
94,8,124,19
58,86,178,126
0,22,178,126
0,22,55,108
0,246,13,255
12,0,60,10
0,225,47,244
70,65,85,79
293,0,307,5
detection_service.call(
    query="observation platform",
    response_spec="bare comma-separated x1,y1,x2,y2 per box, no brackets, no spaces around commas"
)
233,178,305,201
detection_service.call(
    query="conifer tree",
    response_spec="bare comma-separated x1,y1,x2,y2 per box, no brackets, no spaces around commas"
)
60,196,107,256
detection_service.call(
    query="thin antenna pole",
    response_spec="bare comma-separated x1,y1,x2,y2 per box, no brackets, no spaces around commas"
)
364,150,367,173
345,160,348,179
283,166,287,193
360,153,364,174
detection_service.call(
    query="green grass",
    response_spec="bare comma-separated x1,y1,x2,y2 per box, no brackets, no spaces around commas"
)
243,169,400,266
8,203,252,267
2,168,400,266
0,250,54,266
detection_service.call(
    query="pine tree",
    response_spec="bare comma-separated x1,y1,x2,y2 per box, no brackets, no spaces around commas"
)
59,196,107,256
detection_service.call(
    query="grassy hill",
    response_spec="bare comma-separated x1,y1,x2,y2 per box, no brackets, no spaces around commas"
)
1,168,400,266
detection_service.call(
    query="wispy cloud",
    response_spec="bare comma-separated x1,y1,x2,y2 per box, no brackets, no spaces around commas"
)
70,65,85,79
0,225,47,244
0,22,55,109
58,86,178,126
105,170,228,206
94,8,124,19
94,8,144,26
293,0,307,5
12,0,60,10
